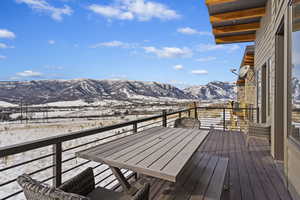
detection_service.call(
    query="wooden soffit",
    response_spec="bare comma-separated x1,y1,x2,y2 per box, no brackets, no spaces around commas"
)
216,34,255,44
205,0,267,44
241,45,255,67
213,22,260,35
210,7,265,23
206,0,237,6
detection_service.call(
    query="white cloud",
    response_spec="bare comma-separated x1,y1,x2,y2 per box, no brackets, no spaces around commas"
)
197,43,240,52
0,43,14,49
90,41,133,48
144,46,192,58
177,27,211,36
48,40,55,44
0,29,16,39
88,4,134,20
87,0,180,21
191,70,208,75
0,55,6,60
16,70,43,77
173,65,183,70
196,56,216,62
16,0,73,21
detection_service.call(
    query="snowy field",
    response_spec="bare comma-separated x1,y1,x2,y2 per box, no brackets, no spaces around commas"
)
0,100,190,199
0,115,167,199
0,99,232,200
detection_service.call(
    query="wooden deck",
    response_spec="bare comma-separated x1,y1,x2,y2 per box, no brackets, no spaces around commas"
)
137,129,292,200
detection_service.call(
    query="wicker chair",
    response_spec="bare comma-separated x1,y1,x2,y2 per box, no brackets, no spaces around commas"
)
174,117,201,129
17,168,150,200
246,123,271,147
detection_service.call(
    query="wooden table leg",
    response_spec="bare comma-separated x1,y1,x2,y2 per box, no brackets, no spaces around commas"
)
110,167,137,195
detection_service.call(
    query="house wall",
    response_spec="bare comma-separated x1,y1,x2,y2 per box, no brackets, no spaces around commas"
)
255,0,289,159
236,68,255,106
255,0,300,199
237,85,245,102
244,68,256,106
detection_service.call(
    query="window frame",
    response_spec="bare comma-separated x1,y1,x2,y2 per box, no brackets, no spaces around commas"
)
289,0,300,141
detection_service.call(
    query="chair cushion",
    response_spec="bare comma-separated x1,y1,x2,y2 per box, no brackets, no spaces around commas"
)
59,168,95,196
17,174,89,200
87,187,128,200
87,183,150,200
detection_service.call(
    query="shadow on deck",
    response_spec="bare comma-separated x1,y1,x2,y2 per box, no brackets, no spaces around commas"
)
140,129,292,200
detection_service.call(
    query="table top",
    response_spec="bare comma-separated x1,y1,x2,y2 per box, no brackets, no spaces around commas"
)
76,126,209,182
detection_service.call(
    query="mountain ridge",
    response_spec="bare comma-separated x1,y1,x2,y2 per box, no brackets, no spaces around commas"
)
0,79,237,105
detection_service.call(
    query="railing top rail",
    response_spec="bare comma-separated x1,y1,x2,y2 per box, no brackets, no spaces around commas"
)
196,107,258,110
0,108,191,157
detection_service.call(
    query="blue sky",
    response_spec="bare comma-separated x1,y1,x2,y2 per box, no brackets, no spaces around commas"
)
0,0,252,87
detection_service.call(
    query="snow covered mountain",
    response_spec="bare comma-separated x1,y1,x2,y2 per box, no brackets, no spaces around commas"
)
0,79,236,105
184,81,237,100
292,77,300,103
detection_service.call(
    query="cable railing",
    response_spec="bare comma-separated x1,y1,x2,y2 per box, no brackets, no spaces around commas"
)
0,106,258,200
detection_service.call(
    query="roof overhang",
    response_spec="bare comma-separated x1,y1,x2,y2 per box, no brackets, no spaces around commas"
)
236,45,255,84
241,45,255,67
206,0,267,44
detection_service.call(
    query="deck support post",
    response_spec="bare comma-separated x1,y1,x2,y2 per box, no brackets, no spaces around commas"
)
53,142,62,187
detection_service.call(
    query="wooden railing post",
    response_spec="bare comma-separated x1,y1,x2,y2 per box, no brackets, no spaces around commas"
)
257,107,260,123
194,103,198,119
178,111,182,119
162,110,167,127
133,123,138,133
53,142,62,187
188,109,191,118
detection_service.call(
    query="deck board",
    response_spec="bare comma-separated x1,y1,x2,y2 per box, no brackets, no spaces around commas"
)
141,129,292,200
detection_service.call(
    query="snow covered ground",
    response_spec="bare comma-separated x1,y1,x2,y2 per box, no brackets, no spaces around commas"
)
0,99,228,200
0,114,166,199
0,101,187,199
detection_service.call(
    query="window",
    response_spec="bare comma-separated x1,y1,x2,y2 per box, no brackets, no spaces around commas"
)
291,0,300,140
256,69,261,109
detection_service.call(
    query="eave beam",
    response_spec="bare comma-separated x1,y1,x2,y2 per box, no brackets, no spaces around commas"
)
216,34,255,44
213,22,260,35
206,0,236,5
210,7,266,23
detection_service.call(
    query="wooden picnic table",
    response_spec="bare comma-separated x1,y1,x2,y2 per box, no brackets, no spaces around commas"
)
76,126,209,193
